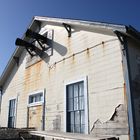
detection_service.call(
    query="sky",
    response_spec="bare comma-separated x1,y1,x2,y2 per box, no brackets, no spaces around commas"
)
0,0,140,75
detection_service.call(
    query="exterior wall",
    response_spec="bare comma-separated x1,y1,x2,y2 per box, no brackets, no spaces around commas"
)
0,50,27,127
127,39,140,139
0,24,128,138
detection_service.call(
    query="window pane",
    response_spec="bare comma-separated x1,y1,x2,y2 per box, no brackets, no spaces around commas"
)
68,98,73,111
33,96,35,102
67,85,73,98
11,101,13,107
70,124,74,132
40,94,43,101
79,96,84,110
30,96,33,103
74,84,78,97
70,112,74,125
80,111,85,125
75,124,80,133
11,100,14,108
9,99,16,117
9,109,13,117
81,124,85,133
79,82,84,96
67,112,74,132
35,94,40,102
74,97,78,110
75,111,80,125
8,99,16,128
29,93,43,104
80,111,85,133
12,108,14,116
35,95,38,102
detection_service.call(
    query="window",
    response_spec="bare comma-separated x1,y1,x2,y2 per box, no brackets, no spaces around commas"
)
28,92,43,105
66,81,85,133
8,99,16,128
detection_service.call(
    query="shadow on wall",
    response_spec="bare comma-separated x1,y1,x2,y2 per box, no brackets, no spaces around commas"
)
53,41,67,56
2,39,68,93
2,27,80,92
41,40,67,64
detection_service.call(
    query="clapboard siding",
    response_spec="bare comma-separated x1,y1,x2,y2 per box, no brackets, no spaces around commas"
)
0,23,128,139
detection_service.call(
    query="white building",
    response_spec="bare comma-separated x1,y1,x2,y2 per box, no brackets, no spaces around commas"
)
0,16,140,140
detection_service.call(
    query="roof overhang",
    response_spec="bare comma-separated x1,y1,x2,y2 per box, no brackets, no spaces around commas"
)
35,16,126,36
0,16,139,89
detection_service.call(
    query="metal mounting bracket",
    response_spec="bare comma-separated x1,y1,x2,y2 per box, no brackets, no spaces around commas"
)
114,31,125,45
0,86,2,93
13,56,19,66
25,29,53,56
63,23,71,37
36,40,45,51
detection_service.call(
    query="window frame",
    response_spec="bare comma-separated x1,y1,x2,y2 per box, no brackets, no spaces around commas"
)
8,98,16,128
28,90,44,107
64,76,89,134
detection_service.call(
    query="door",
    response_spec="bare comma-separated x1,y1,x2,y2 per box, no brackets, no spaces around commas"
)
8,99,16,128
27,91,44,130
28,105,43,130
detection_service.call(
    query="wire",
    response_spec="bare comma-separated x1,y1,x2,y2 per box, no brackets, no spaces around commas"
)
48,38,118,69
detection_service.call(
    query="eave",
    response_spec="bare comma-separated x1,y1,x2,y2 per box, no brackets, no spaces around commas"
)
0,16,139,89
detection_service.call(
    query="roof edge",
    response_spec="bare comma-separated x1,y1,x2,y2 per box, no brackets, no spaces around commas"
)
1,16,139,88
34,16,126,32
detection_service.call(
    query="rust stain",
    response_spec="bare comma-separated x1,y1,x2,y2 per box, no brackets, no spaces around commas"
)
124,83,127,105
28,105,43,129
34,62,42,90
24,61,42,93
67,37,72,54
86,48,90,58
71,53,75,64
102,41,105,46
24,60,43,130
48,62,57,80
102,41,106,56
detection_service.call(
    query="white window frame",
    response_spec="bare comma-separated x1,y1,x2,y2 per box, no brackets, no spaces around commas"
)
28,90,44,107
64,76,89,134
8,98,17,128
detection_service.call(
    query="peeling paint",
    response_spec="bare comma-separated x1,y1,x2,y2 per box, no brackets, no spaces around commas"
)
91,104,128,136
110,104,122,121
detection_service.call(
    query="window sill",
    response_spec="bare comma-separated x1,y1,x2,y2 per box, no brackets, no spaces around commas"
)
28,101,44,107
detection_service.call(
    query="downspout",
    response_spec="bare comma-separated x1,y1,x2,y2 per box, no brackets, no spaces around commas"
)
114,31,136,140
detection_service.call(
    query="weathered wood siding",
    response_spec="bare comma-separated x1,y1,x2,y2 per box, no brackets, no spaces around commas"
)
127,39,140,139
0,23,128,139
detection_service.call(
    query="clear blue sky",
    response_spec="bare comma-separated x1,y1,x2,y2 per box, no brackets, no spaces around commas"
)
0,0,140,75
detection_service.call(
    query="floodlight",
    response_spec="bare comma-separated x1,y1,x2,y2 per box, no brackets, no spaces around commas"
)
26,29,47,42
15,38,36,50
